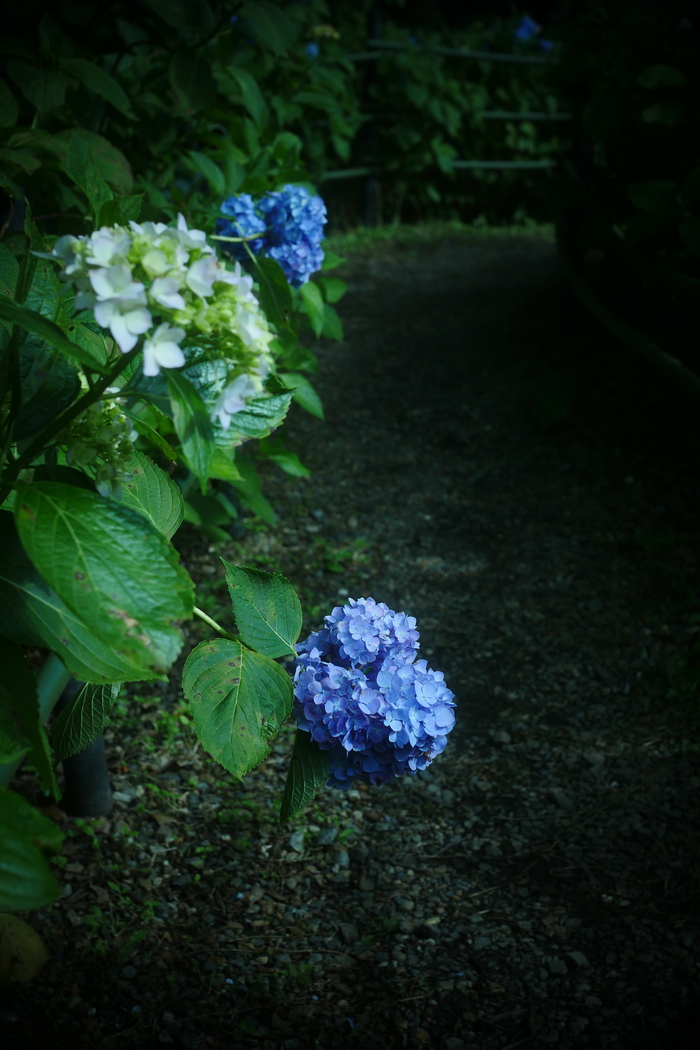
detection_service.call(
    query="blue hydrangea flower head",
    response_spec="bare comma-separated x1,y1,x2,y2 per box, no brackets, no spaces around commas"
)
305,41,320,59
257,184,327,286
514,15,541,41
293,598,456,788
215,194,268,260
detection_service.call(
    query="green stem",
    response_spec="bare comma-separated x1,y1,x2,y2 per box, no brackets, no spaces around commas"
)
193,606,241,643
0,347,140,505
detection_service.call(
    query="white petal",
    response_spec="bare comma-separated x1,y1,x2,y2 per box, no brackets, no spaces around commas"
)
149,276,186,310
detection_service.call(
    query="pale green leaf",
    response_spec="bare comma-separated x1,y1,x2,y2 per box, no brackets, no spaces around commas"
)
300,281,324,337
166,370,214,486
117,450,183,540
278,372,324,419
15,482,194,678
223,562,302,658
60,57,135,119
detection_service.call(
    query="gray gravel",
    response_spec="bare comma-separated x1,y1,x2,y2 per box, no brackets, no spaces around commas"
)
4,232,700,1050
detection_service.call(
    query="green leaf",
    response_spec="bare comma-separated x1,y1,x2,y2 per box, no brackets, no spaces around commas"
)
208,446,242,483
14,340,80,440
0,787,62,912
166,371,214,486
221,392,293,443
637,64,686,89
169,50,217,112
66,133,113,223
279,728,329,824
255,256,292,327
240,1,298,54
0,244,19,334
231,454,276,525
228,68,269,127
299,281,324,337
222,562,301,658
15,482,194,678
0,297,107,371
278,372,324,419
6,61,66,112
98,193,143,227
318,276,347,304
628,180,677,213
0,516,155,684
322,303,344,341
64,130,133,194
0,79,19,127
321,252,346,272
0,638,56,797
59,57,135,119
183,638,293,779
186,150,225,197
117,450,183,540
263,450,310,477
51,682,120,764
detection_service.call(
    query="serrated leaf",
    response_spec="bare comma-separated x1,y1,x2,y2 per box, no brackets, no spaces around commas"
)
60,129,133,194
223,562,302,658
278,372,324,419
98,193,143,227
51,682,120,764
183,639,292,780
117,450,183,540
279,728,330,823
14,340,81,440
0,638,56,798
166,370,214,486
0,515,163,684
6,61,66,112
228,67,269,127
14,482,194,678
300,281,324,337
221,392,293,444
66,133,113,223
59,57,135,119
0,788,62,912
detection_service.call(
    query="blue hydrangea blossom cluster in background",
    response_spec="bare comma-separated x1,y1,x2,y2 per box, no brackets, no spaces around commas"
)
514,15,553,52
215,185,327,287
294,598,456,788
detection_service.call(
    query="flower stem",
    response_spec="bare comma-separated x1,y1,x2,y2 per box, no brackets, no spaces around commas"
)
193,606,241,643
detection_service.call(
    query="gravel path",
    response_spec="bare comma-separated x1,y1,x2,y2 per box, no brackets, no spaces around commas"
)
3,232,700,1050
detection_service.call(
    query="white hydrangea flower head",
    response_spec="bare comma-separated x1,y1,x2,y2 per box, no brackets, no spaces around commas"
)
212,373,259,430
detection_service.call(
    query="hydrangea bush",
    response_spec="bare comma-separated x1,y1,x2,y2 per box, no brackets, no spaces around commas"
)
294,598,456,787
215,185,327,287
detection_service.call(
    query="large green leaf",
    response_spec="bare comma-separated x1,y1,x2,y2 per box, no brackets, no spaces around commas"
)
279,728,330,824
6,60,66,112
186,151,225,198
59,57,135,119
56,129,133,194
240,1,298,54
0,516,154,683
230,453,276,525
223,562,302,658
228,68,269,127
0,79,19,127
166,370,215,485
0,787,62,912
0,244,18,301
51,682,120,764
628,180,677,214
0,639,56,797
15,482,194,678
183,638,293,780
117,450,183,540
